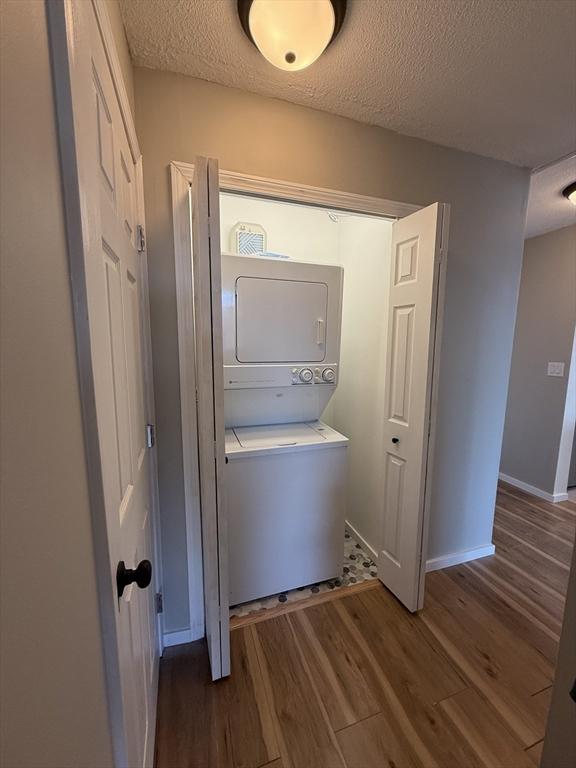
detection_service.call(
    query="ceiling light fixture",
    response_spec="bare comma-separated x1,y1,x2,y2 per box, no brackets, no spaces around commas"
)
238,0,347,72
562,181,576,205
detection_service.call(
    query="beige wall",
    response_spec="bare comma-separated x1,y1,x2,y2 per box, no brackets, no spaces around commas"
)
501,225,576,495
134,68,529,633
0,2,113,765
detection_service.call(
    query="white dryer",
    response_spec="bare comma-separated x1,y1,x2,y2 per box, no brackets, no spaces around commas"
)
225,422,348,606
221,253,344,427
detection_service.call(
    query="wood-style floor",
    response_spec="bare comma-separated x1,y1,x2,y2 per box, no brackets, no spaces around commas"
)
155,482,576,768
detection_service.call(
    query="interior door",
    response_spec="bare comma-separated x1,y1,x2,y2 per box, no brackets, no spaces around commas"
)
53,2,159,765
190,157,230,680
379,203,449,612
89,9,158,765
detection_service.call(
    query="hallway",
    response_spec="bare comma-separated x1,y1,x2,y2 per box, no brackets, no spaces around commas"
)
155,483,575,768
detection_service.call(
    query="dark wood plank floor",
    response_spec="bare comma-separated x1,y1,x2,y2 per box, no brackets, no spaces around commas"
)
155,482,576,768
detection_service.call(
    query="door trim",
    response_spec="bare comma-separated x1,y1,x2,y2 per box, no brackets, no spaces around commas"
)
171,161,425,641
173,161,420,218
47,1,160,763
417,203,450,606
171,162,206,641
136,156,165,657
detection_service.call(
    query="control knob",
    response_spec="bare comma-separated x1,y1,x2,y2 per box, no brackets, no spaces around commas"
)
322,367,336,383
299,368,314,383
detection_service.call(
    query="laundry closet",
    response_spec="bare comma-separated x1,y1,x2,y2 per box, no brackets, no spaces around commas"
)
219,192,394,610
173,158,448,680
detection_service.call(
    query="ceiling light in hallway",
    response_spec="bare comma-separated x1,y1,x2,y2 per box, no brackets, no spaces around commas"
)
238,0,346,71
562,181,576,205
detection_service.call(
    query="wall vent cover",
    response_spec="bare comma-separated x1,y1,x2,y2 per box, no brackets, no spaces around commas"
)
231,221,267,255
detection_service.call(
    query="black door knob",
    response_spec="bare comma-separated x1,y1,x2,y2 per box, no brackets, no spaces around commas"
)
116,559,152,598
392,437,400,444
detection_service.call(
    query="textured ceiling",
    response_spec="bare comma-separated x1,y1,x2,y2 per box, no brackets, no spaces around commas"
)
525,155,576,238
119,0,576,168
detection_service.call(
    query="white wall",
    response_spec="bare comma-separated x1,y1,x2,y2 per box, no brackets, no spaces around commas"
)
220,193,340,264
330,217,393,556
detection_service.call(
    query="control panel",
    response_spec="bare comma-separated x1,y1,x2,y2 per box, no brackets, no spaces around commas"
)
224,363,338,389
291,367,337,385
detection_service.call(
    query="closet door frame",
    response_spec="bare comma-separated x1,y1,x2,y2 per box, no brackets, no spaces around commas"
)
171,161,449,643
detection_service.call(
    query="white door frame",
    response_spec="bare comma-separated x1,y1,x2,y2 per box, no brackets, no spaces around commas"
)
47,1,163,762
171,161,448,638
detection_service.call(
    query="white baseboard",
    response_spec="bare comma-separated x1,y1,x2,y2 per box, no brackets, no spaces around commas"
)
162,629,194,649
344,521,495,574
345,520,379,563
426,544,495,573
499,472,568,503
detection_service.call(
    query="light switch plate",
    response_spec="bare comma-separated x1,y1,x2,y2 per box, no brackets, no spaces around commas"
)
547,362,565,377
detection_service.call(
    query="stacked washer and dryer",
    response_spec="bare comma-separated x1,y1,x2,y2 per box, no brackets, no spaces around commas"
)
221,252,349,606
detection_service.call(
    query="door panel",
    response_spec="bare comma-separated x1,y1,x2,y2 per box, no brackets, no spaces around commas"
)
190,157,230,680
379,203,449,612
383,452,405,564
388,304,415,425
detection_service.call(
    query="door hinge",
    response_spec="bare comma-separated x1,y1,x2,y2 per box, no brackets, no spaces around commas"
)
146,423,155,448
137,224,146,253
155,592,163,614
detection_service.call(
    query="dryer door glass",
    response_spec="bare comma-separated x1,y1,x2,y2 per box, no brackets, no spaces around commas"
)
235,276,328,363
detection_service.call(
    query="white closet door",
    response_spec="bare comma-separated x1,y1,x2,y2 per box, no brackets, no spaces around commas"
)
379,203,449,612
191,157,230,679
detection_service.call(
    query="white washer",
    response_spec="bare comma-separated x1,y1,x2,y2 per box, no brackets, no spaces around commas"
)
225,421,348,606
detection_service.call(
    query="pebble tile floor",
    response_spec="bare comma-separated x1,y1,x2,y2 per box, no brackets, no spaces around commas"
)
230,531,378,619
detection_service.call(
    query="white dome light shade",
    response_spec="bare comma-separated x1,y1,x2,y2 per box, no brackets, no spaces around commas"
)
562,181,576,205
247,0,337,71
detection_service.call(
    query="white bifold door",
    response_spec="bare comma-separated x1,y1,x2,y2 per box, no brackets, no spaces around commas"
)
190,157,230,680
379,203,449,612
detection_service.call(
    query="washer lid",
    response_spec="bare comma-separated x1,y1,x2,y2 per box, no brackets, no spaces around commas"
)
233,422,326,449
225,421,348,457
